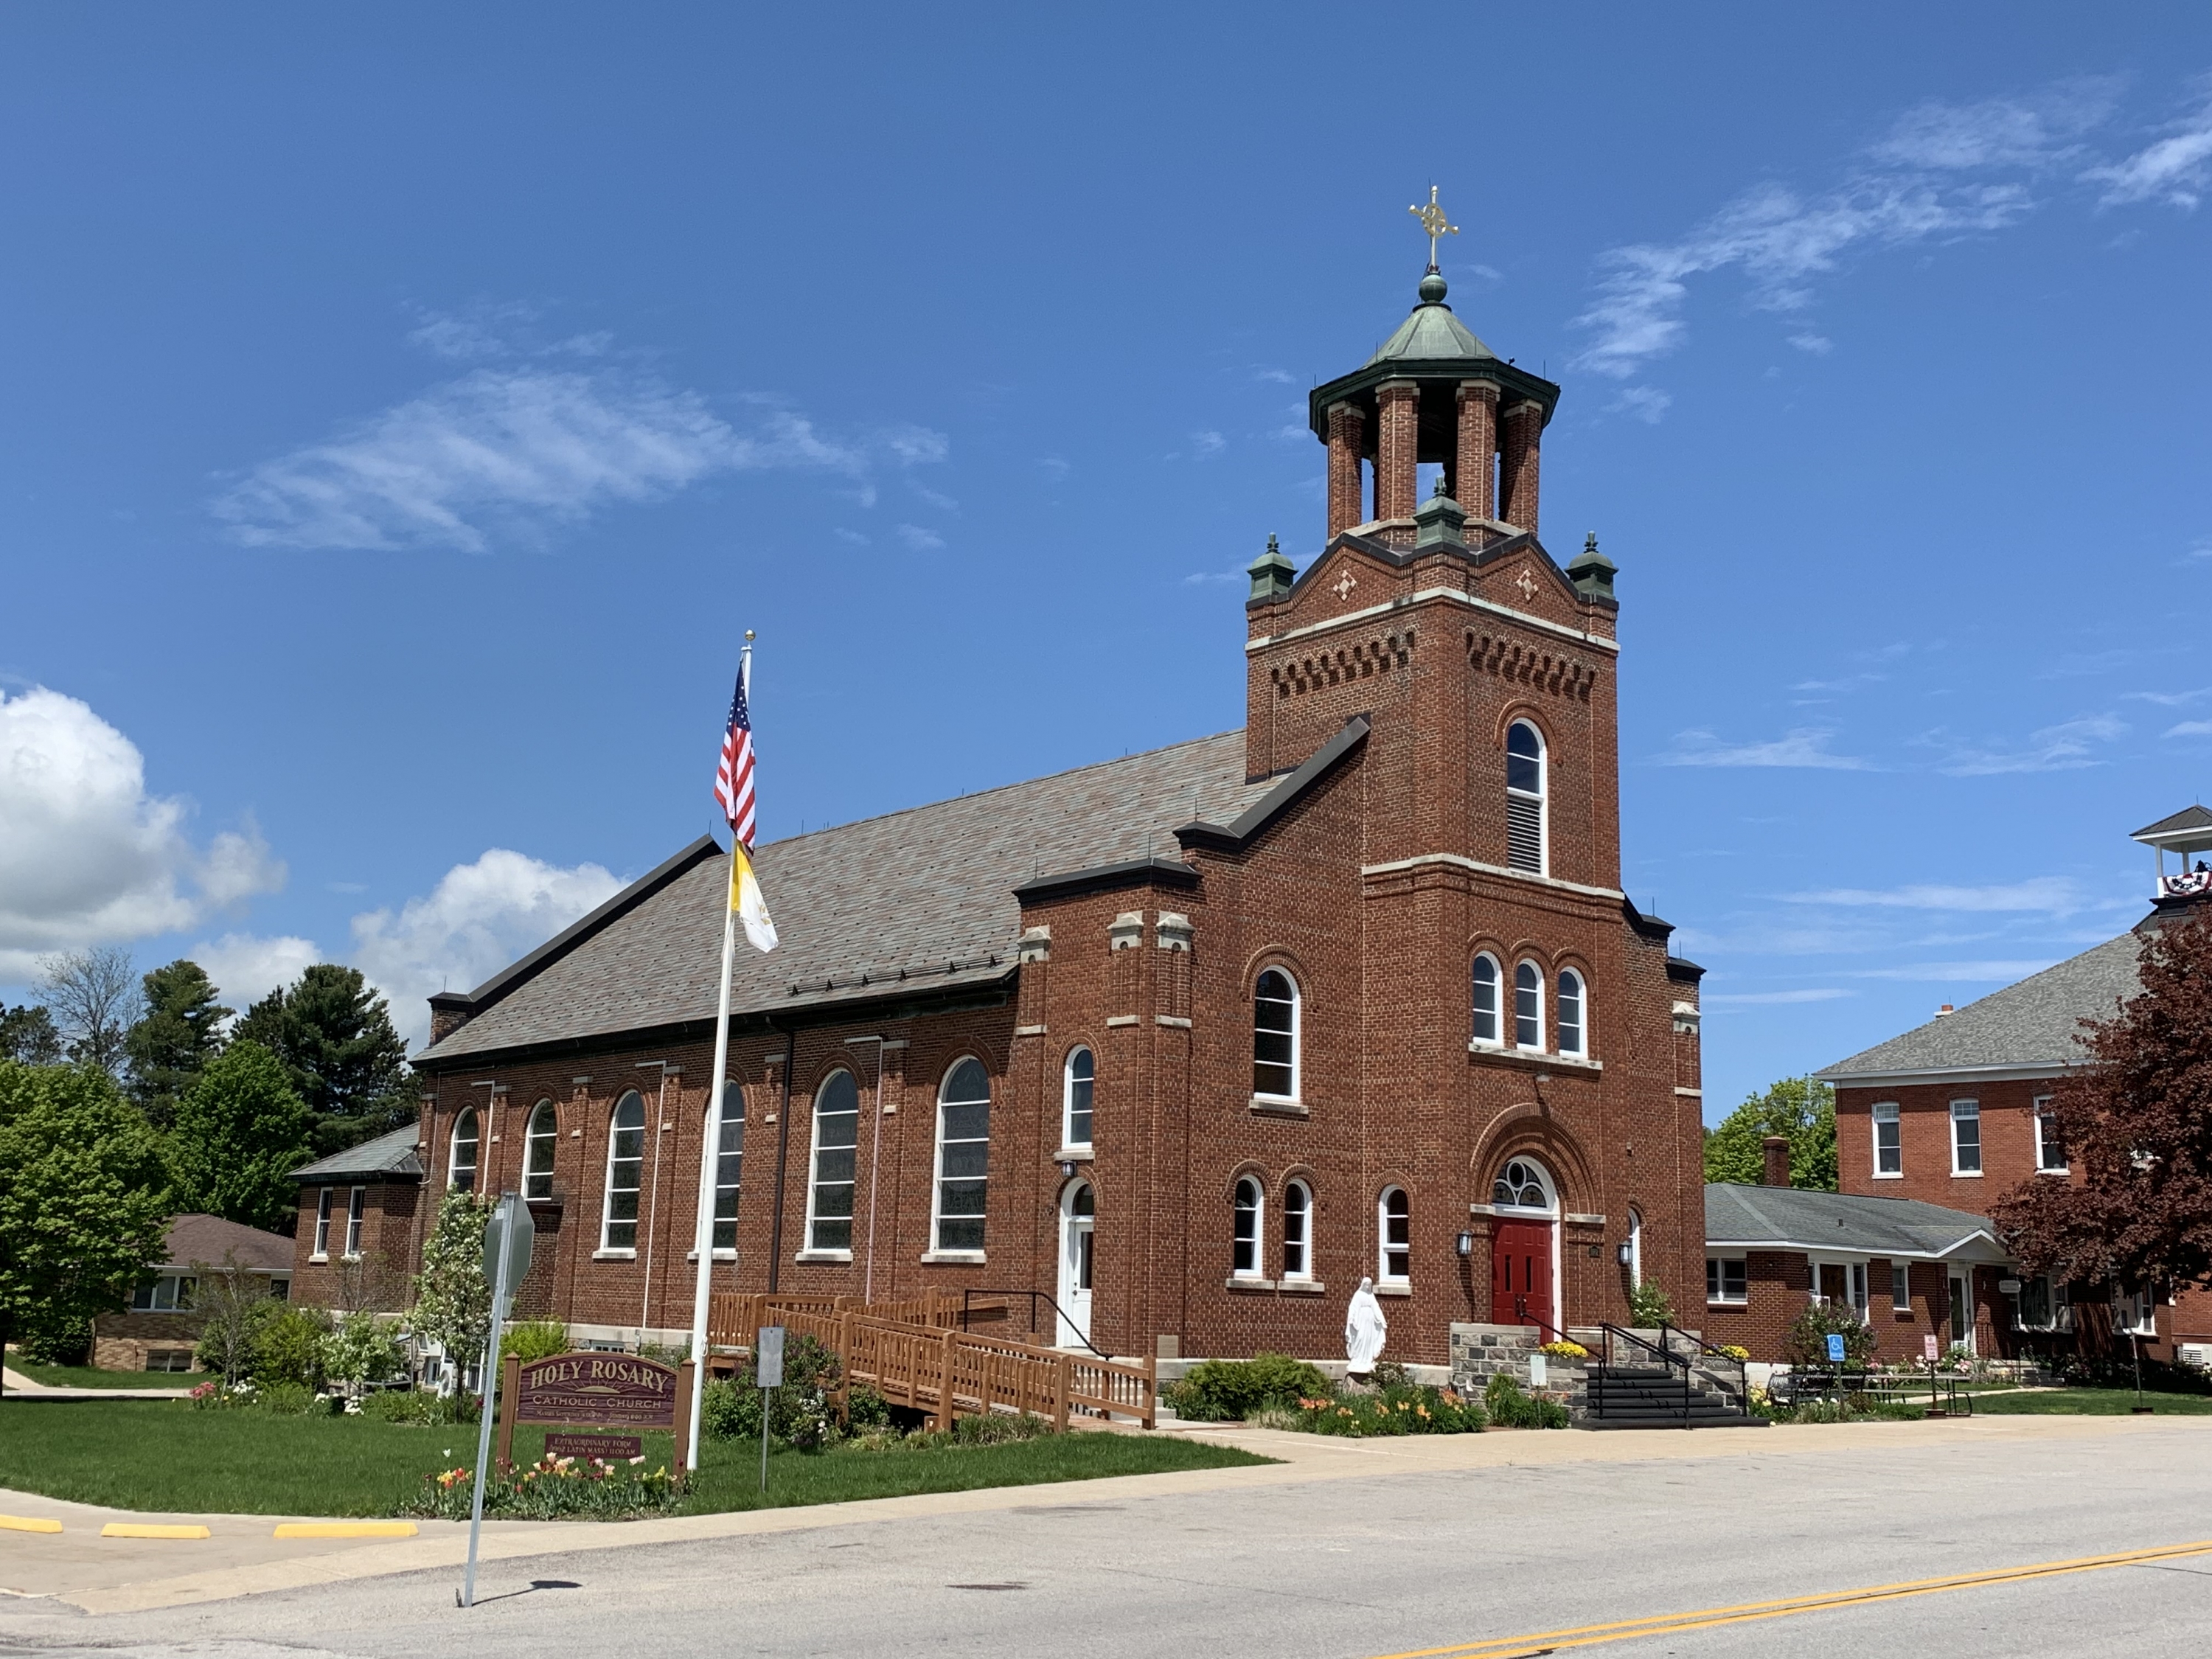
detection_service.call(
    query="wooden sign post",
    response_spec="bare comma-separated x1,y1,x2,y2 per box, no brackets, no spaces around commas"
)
497,1351,696,1476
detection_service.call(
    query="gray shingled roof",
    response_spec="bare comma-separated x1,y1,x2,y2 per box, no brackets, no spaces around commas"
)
420,732,1279,1065
161,1213,296,1273
291,1124,424,1183
1705,1183,2005,1260
1817,929,2143,1082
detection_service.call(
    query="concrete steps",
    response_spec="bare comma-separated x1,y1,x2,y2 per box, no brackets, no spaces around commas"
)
1582,1365,1767,1430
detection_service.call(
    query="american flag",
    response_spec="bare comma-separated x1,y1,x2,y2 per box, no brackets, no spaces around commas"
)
713,667,757,848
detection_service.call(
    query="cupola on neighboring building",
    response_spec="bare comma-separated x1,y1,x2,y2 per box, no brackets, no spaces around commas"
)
1308,198,1561,543
2134,803,2212,910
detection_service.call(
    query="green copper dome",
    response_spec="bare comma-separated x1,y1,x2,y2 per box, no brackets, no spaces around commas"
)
1366,271,1498,366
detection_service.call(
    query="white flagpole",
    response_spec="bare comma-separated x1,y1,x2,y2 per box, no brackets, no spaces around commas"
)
686,634,751,1472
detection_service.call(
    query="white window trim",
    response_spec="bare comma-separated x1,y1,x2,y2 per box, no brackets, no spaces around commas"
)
1556,967,1587,1058
1950,1098,1983,1178
1891,1259,1912,1312
1377,1186,1411,1287
1705,1256,1748,1305
1871,1101,1902,1179
2033,1095,2069,1174
804,1070,860,1254
344,1186,366,1259
1512,959,1545,1053
1281,1179,1315,1281
448,1109,480,1192
524,1100,557,1200
599,1092,646,1252
930,1061,992,1255
311,1186,333,1261
1062,1047,1095,1154
1809,1256,1874,1324
1471,953,1504,1047
1506,719,1548,877
1252,970,1301,1103
709,1098,744,1251
1231,1177,1266,1280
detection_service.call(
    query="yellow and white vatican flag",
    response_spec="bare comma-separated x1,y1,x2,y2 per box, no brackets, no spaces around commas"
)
731,841,779,953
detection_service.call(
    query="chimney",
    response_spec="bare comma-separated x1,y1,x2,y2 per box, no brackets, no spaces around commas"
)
1762,1135,1792,1188
1935,1004,1955,1018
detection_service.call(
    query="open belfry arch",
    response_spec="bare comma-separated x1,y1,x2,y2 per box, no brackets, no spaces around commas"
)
378,195,1705,1371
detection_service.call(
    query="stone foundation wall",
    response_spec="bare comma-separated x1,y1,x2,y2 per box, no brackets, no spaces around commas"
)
1449,1322,1588,1416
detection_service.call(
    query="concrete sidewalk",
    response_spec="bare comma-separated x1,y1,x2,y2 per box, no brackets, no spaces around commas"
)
2,1366,191,1402
3,1412,2194,1618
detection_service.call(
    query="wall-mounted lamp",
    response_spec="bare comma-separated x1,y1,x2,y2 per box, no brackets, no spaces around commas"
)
1060,1161,1077,1180
1455,1230,1475,1259
1616,1242,1633,1266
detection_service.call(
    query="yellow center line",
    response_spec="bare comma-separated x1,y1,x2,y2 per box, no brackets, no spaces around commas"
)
1368,1539,2212,1658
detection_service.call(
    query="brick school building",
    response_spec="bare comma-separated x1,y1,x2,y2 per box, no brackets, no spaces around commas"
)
310,252,1708,1368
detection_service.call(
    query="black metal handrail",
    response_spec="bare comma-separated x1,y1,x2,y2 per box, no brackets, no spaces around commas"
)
1595,1323,1691,1426
1511,1295,1571,1346
1782,1366,1974,1418
960,1288,1110,1360
1657,1321,1750,1413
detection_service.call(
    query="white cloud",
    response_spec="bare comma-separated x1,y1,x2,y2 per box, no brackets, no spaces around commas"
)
895,524,945,551
911,486,959,513
1850,959,2057,982
1939,714,2125,774
1607,386,1672,423
1252,368,1295,385
1787,333,1834,355
832,528,870,546
2125,686,2211,706
1038,456,1071,483
214,358,950,553
0,686,285,979
2165,720,2212,738
351,849,624,1049
192,931,322,1011
1657,727,1871,769
1871,85,2116,171
1784,877,2084,914
1704,987,1853,1006
1191,431,1226,459
2084,83,2212,208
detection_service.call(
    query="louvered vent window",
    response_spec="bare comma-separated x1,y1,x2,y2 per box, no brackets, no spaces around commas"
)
1505,721,1546,874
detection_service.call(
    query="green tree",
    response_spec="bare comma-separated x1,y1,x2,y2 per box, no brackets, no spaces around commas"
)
1704,1077,1837,1191
125,959,231,1128
0,1001,64,1065
323,1310,406,1396
411,1188,497,1391
0,1060,172,1369
234,965,412,1156
166,1040,313,1232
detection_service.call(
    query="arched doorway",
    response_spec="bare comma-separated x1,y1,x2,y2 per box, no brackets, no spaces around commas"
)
1057,1182,1095,1346
1489,1156,1559,1334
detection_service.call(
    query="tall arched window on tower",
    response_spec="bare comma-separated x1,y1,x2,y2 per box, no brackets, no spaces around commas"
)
1514,960,1545,1050
1557,968,1587,1057
523,1101,557,1199
1506,720,1547,874
448,1109,480,1192
711,1092,745,1252
1253,968,1300,1100
1378,1188,1411,1284
1062,1047,1094,1152
1282,1180,1313,1281
806,1071,859,1253
599,1091,645,1251
1472,953,1503,1046
1232,1177,1263,1279
933,1059,992,1253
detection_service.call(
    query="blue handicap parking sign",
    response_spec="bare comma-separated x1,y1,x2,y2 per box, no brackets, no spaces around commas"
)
1826,1333,1846,1363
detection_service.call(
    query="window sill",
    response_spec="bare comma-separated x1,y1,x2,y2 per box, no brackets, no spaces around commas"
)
591,1248,636,1262
1279,1278,1326,1294
2036,1168,2071,1178
1707,1299,1747,1309
1249,1095,1308,1117
1467,1046,1601,1074
1950,1170,1984,1179
793,1249,852,1264
308,1254,329,1265
1054,1146,1094,1164
684,1249,739,1262
1377,1282,1412,1298
526,1195,563,1208
1226,1276,1275,1290
920,1249,985,1265
1871,1170,1903,1180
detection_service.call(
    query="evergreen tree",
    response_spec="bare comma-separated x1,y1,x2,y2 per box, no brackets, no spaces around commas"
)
1704,1076,1838,1191
0,1001,64,1065
166,1039,313,1232
235,964,413,1156
0,1059,173,1367
124,959,231,1128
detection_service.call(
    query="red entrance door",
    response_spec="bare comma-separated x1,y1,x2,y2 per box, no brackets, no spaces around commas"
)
1492,1220,1555,1329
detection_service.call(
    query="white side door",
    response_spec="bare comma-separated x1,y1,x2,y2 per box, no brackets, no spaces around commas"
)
1057,1183,1094,1346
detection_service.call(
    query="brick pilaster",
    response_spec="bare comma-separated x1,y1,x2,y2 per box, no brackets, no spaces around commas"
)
1500,401,1543,533
1375,380,1420,523
1326,401,1366,536
1455,380,1499,521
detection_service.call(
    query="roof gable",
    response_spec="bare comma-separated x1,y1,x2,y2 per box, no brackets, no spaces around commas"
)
162,1213,296,1273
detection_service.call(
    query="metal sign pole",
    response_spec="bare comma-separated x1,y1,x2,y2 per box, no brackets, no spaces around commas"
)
461,1194,532,1610
757,1324,785,1495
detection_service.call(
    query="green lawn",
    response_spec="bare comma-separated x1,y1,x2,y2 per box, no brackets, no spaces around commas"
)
1968,1388,2212,1416
0,1402,1269,1518
5,1361,195,1390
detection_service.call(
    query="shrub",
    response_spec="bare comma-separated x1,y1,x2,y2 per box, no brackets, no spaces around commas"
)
362,1388,475,1425
1783,1301,1877,1369
1291,1382,1484,1437
1484,1372,1568,1429
1168,1353,1335,1422
1627,1280,1678,1327
952,1411,1051,1445
248,1304,333,1389
846,1384,890,1431
1370,1360,1411,1389
323,1311,406,1394
501,1320,568,1366
254,1381,321,1416
17,1314,92,1366
699,1335,846,1449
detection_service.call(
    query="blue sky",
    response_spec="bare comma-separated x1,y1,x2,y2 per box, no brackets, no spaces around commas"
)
2,4,2208,1119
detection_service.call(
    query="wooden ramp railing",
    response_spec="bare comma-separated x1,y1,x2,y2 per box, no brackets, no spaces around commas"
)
702,1293,1155,1430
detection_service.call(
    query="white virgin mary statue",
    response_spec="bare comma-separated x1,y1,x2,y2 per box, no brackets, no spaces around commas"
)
1345,1276,1387,1377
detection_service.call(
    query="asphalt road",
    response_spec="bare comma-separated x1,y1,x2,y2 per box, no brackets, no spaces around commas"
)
5,1421,2209,1659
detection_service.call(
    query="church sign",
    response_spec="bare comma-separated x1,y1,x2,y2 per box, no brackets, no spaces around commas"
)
496,1350,695,1473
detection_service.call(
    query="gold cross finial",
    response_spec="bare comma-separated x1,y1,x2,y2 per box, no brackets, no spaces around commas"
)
1408,186,1458,268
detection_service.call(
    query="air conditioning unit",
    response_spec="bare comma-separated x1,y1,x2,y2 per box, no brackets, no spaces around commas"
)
2179,1343,2211,1370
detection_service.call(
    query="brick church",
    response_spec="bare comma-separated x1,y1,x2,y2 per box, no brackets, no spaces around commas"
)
349,254,1708,1367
